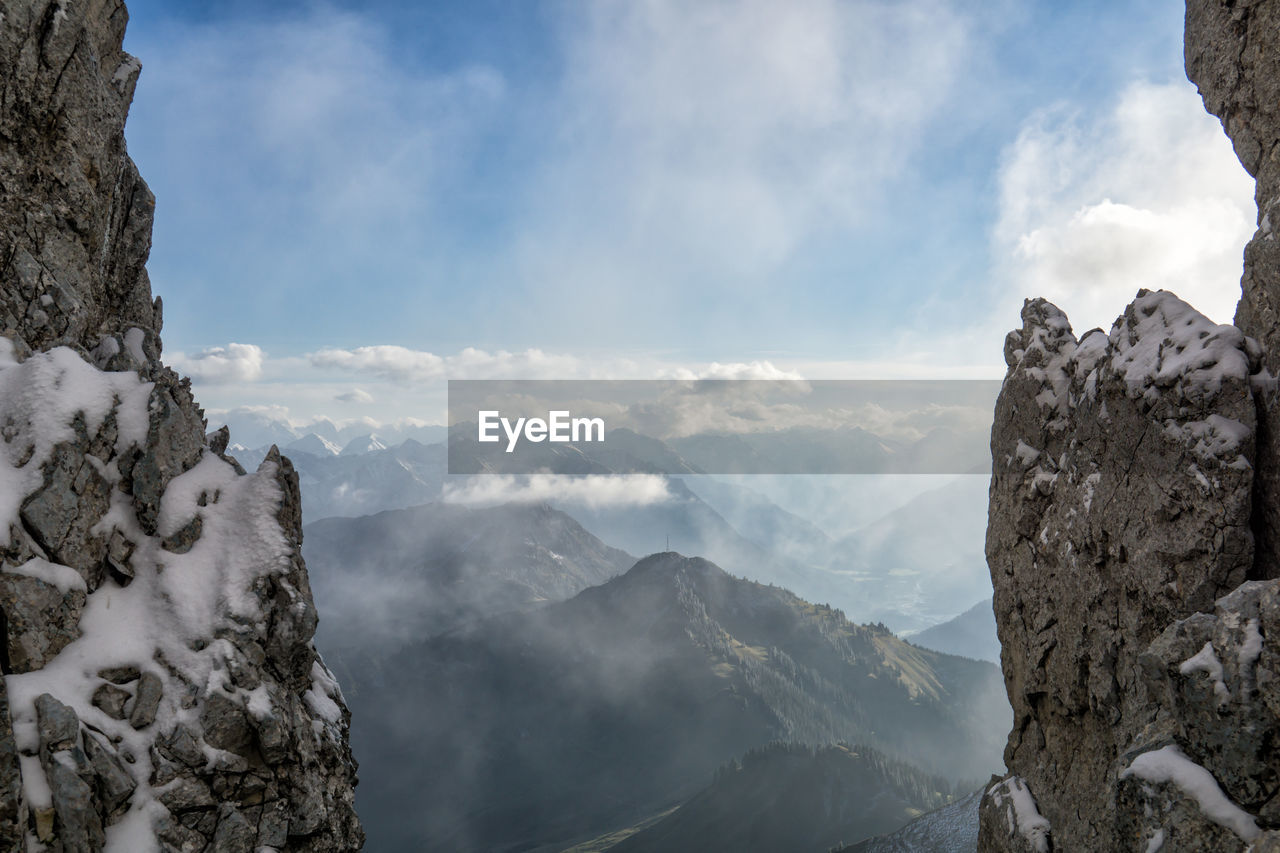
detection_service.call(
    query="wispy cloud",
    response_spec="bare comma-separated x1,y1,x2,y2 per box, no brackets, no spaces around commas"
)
335,388,374,404
514,0,975,309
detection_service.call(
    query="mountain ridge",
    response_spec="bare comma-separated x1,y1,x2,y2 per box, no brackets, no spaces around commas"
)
350,551,1007,852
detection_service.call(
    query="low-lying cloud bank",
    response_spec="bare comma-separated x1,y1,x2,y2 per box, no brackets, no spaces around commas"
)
442,473,674,508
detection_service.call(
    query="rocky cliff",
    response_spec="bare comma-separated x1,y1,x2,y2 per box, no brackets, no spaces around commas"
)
0,1,362,851
978,1,1280,850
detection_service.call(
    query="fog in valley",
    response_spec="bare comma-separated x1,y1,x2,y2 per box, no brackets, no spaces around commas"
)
219,408,1009,852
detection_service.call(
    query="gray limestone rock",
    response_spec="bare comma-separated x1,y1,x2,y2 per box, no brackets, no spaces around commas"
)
1188,0,1280,576
157,777,216,813
198,692,252,754
210,804,255,853
128,670,162,729
20,442,112,587
980,291,1260,850
47,757,105,853
83,732,136,814
980,3,1280,848
91,683,130,721
97,665,140,685
0,572,85,673
0,0,363,849
35,694,80,753
0,679,21,852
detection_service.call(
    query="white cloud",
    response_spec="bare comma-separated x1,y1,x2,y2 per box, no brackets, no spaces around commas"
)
995,81,1255,331
442,474,673,508
209,404,292,421
310,346,444,381
659,361,805,381
335,388,374,404
171,343,265,383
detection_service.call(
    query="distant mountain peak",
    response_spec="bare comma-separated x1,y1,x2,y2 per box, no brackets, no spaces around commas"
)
340,432,388,455
285,431,343,456
608,551,730,592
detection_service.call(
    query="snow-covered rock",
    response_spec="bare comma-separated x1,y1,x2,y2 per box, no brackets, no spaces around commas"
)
982,289,1260,848
0,1,361,850
980,2,1280,849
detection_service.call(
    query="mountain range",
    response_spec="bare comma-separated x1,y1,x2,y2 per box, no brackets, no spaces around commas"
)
241,424,990,633
213,407,447,451
344,552,1008,852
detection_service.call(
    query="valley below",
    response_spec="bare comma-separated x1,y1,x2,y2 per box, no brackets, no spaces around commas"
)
221,418,1014,852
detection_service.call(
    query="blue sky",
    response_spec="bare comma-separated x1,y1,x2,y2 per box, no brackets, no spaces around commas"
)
119,0,1255,426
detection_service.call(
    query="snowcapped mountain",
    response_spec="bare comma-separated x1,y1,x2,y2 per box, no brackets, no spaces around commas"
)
339,433,388,455
211,408,446,455
285,432,343,457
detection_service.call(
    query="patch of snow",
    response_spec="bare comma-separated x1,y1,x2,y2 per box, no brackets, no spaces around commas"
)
244,684,273,720
1014,441,1041,466
1121,745,1260,842
1188,464,1211,491
111,55,141,86
123,328,147,366
151,451,292,636
1082,471,1101,511
1179,641,1231,705
304,660,342,727
5,558,85,594
18,754,50,812
1162,415,1251,467
0,348,151,536
1145,827,1165,853
987,776,1051,852
1239,619,1263,671
1028,466,1058,496
50,0,67,36
103,797,163,853
1110,291,1253,397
